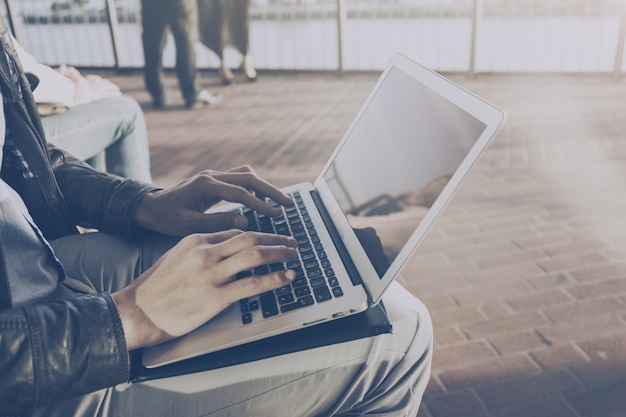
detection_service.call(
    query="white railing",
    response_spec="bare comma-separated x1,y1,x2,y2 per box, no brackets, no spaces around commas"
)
3,0,626,76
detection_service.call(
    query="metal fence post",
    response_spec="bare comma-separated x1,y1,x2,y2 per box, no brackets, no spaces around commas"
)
104,0,122,69
614,9,626,79
470,0,484,76
4,0,21,42
336,0,346,72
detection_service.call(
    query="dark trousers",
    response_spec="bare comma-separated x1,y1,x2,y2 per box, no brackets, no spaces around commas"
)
141,0,199,104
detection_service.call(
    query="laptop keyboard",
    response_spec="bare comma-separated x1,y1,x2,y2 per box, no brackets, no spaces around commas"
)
234,192,344,325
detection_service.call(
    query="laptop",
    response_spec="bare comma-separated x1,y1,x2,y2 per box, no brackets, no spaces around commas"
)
143,54,506,368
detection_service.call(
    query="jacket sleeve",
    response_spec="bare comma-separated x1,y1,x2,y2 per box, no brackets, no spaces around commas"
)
47,144,161,239
0,293,129,415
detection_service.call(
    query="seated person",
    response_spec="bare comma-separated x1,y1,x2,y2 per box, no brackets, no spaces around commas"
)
0,21,432,417
14,39,152,182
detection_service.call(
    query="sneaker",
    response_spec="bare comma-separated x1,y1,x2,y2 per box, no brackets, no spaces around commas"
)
185,89,224,109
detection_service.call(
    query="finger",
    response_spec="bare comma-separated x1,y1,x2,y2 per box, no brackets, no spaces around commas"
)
203,180,285,217
182,211,249,233
211,171,293,208
215,244,299,283
195,229,243,244
213,232,297,260
223,269,297,303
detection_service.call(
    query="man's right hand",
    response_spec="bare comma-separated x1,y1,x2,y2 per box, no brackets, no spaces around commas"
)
111,230,298,350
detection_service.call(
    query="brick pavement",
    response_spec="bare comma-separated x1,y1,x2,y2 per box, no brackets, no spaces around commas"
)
109,69,626,417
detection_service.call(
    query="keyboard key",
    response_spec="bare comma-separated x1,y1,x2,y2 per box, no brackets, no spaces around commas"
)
260,293,279,318
292,276,308,288
242,313,252,324
310,276,326,287
280,295,314,313
313,285,332,302
275,285,292,295
278,293,295,305
304,259,319,269
301,252,316,262
294,286,311,297
332,286,344,297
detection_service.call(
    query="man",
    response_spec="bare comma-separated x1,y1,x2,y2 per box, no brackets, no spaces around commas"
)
0,17,432,417
141,0,223,109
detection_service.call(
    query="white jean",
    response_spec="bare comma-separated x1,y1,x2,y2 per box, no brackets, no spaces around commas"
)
33,232,432,417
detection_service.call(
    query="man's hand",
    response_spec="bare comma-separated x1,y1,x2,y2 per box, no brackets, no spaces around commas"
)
134,166,293,237
112,230,298,350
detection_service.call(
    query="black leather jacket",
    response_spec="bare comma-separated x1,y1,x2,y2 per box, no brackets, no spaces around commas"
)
0,19,158,415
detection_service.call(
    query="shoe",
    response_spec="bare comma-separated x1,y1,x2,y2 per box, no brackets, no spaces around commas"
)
219,64,234,85
242,55,257,82
185,89,224,109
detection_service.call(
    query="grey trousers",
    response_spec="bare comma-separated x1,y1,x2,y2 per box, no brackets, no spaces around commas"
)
33,232,432,417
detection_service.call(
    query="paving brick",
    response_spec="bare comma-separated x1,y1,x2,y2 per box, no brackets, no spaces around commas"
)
476,249,546,270
434,340,498,369
418,294,458,312
543,239,610,258
527,272,575,290
489,397,579,417
462,311,548,339
567,278,626,299
446,242,520,262
452,281,535,307
424,389,485,417
479,300,513,320
489,331,545,355
542,297,625,323
466,262,544,287
569,262,626,283
565,381,626,417
578,334,626,361
431,307,485,329
530,343,590,370
439,355,540,390
536,316,626,345
536,252,611,274
434,326,467,346
475,370,580,408
512,233,572,250
505,288,572,312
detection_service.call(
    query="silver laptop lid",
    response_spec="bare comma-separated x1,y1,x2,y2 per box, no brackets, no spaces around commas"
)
314,54,505,304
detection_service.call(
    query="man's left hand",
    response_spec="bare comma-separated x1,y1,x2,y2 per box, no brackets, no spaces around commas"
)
133,166,293,236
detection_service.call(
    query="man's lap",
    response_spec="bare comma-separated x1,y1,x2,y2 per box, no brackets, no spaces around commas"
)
40,232,432,417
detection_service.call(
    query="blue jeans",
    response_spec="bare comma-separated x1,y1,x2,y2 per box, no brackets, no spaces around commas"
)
40,95,152,183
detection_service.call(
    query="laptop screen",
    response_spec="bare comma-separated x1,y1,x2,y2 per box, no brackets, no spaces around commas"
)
323,66,487,278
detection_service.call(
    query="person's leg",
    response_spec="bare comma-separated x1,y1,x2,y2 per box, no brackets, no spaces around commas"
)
34,230,432,417
49,232,177,294
141,0,169,108
40,96,152,182
231,0,256,81
169,0,200,104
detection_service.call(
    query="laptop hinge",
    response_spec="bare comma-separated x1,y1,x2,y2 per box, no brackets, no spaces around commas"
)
309,190,364,287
